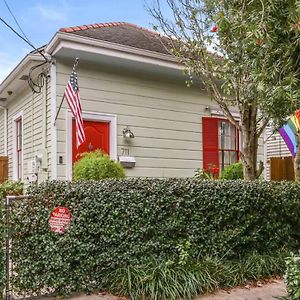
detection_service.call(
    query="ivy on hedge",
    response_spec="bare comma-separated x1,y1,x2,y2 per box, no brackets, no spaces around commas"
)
10,179,300,294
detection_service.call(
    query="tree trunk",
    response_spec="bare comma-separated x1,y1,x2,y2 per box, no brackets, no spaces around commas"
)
242,130,260,180
240,104,263,180
294,133,300,181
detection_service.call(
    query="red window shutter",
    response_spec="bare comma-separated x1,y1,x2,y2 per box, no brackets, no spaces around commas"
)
202,117,219,170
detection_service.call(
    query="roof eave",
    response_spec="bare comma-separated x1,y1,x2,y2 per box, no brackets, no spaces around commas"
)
45,32,182,69
0,54,47,97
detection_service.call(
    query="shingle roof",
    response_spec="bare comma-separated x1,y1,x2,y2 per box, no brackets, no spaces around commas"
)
59,22,171,55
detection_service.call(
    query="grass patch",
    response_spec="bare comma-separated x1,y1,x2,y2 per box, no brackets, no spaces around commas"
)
100,251,287,300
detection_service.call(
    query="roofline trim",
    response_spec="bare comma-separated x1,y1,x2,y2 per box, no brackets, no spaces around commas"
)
45,32,182,68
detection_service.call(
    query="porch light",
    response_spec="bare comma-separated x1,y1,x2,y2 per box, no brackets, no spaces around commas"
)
122,126,135,139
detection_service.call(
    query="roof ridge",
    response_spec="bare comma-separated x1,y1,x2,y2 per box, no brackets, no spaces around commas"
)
59,22,159,36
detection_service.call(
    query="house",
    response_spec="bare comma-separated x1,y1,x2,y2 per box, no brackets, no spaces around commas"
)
0,22,264,184
265,126,294,180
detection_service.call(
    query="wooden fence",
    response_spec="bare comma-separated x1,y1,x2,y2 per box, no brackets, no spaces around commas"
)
270,156,295,181
0,156,8,183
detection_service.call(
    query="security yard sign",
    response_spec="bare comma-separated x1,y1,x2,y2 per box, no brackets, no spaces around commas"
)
49,206,72,234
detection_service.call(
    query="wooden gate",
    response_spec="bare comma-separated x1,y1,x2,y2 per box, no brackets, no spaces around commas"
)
270,156,295,181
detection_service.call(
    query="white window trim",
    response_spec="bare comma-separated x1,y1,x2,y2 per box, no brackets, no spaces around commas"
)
66,110,117,180
12,111,23,181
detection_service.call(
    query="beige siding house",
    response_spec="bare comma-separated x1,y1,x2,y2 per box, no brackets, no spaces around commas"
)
0,22,264,184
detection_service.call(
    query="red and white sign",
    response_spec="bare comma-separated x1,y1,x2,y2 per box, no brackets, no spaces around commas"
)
49,206,72,234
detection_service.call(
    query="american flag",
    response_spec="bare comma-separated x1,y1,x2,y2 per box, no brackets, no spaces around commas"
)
64,59,85,148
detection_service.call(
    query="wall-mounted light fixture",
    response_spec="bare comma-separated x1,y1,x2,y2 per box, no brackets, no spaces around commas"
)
122,126,135,139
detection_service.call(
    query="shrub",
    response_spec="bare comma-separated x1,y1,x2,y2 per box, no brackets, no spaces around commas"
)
194,164,219,180
0,180,23,199
73,150,125,180
285,253,300,300
10,179,300,295
220,162,244,180
0,181,23,293
194,168,214,179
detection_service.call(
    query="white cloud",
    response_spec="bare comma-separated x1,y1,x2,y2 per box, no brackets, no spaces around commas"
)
35,3,67,22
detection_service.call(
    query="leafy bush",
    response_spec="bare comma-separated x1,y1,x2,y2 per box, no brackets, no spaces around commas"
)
195,164,219,179
0,180,23,199
0,181,23,293
220,162,244,180
285,253,300,300
10,179,300,295
73,150,125,180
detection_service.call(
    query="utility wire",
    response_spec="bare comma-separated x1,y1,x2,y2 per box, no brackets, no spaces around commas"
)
3,0,31,43
0,17,48,62
0,16,49,93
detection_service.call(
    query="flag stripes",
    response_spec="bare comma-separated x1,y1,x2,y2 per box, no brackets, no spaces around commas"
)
64,59,85,148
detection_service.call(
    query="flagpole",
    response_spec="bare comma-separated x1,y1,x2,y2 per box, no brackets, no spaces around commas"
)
53,57,79,126
53,95,65,126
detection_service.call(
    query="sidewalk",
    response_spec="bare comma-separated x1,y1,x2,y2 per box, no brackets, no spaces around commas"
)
196,279,286,300
41,279,287,300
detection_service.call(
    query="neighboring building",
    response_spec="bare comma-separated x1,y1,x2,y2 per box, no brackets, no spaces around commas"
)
265,125,292,180
0,22,264,184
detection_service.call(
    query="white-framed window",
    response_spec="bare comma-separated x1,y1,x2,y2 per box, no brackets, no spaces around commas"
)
13,111,23,181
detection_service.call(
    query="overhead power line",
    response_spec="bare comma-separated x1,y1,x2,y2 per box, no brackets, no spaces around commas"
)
0,17,48,62
3,0,31,43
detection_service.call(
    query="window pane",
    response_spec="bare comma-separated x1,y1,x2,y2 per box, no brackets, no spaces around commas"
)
230,151,238,164
15,118,22,180
224,151,230,165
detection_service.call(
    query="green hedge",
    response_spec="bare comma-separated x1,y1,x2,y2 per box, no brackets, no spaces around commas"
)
0,181,23,296
285,253,300,300
10,179,300,294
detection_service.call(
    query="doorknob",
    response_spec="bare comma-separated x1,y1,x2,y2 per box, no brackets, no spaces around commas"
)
88,142,94,151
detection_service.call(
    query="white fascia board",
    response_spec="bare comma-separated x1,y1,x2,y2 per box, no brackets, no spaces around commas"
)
45,32,183,71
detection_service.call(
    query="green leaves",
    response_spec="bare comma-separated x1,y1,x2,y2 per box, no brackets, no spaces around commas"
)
73,150,125,180
8,179,300,296
285,253,300,299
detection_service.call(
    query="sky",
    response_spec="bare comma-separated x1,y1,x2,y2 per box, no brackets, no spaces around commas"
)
0,0,167,82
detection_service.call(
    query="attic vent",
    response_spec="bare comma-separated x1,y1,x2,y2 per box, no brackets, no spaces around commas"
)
19,75,29,80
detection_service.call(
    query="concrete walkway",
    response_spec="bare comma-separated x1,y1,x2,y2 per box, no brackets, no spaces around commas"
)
41,279,287,300
196,280,287,300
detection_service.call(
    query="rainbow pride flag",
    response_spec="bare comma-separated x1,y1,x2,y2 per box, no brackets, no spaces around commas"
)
278,111,300,157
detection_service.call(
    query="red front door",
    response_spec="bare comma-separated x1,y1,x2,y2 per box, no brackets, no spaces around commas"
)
72,120,110,163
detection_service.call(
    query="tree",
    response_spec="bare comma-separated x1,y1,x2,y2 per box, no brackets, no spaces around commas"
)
150,0,300,180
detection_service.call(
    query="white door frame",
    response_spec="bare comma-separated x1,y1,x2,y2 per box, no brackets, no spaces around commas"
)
66,110,117,180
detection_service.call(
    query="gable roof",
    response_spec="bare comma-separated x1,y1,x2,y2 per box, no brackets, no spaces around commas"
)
59,22,171,55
